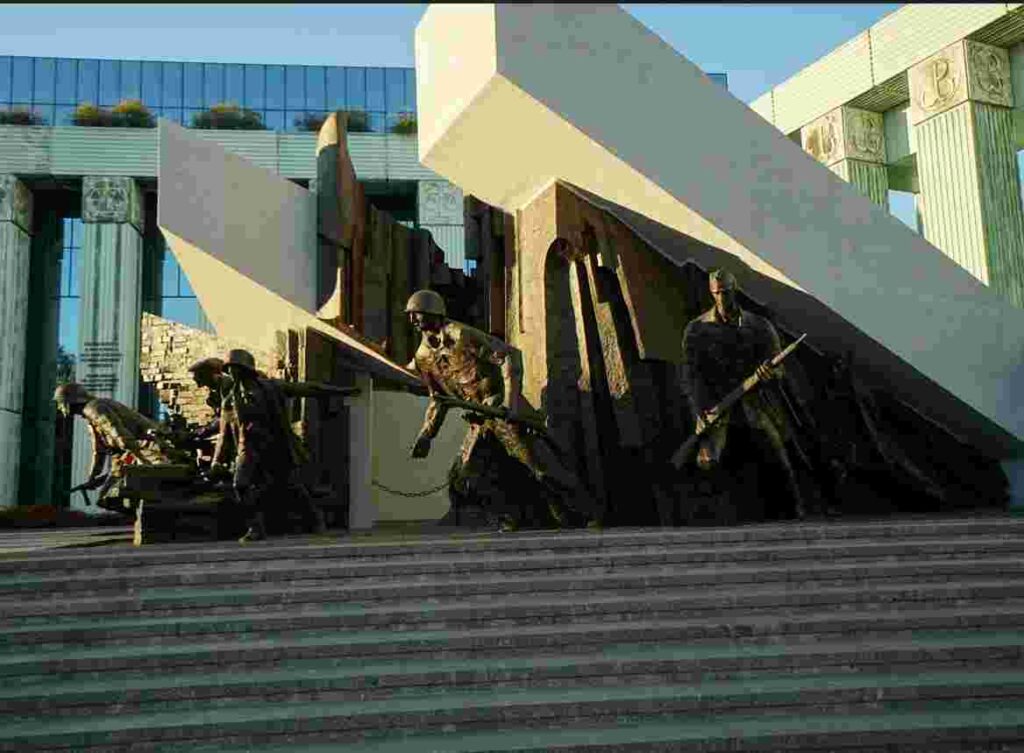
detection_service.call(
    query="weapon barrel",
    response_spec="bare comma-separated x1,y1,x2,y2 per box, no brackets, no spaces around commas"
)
434,396,549,434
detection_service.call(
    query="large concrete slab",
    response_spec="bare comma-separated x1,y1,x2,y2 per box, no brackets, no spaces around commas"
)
415,4,1024,457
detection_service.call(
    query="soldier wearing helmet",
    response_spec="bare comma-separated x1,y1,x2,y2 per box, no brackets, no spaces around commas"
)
53,382,186,504
404,289,599,531
211,349,324,542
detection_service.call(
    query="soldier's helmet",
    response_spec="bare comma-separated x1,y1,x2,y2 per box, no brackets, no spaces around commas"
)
224,349,258,374
404,289,446,318
187,356,225,375
708,268,737,290
53,382,92,408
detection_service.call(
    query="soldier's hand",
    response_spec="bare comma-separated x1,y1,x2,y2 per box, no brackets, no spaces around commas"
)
85,474,108,491
698,409,719,431
410,435,432,459
755,360,780,382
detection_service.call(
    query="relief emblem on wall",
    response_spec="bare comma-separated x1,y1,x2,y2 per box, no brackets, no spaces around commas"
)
0,175,33,233
909,40,1011,125
82,176,142,228
801,111,841,165
966,40,1012,108
801,107,884,166
418,181,464,225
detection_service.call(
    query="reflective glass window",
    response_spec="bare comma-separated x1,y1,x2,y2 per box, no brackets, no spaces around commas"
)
77,59,98,104
225,64,244,105
305,66,325,110
367,111,385,133
286,110,306,132
186,109,205,127
12,57,33,102
178,269,195,298
385,68,405,113
162,299,201,329
266,65,284,109
285,66,304,109
33,58,55,102
162,62,183,108
55,59,76,103
366,68,385,112
263,110,283,131
345,67,365,110
33,103,54,125
203,63,223,106
120,61,141,101
161,253,180,297
244,65,264,109
183,62,203,108
161,106,184,125
55,104,76,125
325,67,345,110
0,57,11,102
142,61,162,107
98,59,119,105
405,68,416,112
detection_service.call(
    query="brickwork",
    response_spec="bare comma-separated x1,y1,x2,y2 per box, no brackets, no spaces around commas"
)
138,312,278,426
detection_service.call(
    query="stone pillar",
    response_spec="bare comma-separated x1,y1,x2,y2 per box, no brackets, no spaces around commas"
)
0,176,32,507
910,39,1024,306
70,177,144,507
801,106,888,206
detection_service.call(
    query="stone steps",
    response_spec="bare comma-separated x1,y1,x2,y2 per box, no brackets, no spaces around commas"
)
1,517,1022,751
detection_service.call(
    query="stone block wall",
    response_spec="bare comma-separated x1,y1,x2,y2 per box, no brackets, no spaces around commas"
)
139,312,278,426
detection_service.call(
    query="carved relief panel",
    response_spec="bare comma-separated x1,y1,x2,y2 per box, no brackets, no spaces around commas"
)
910,40,1011,125
417,180,464,225
0,175,32,233
82,176,142,229
801,107,884,166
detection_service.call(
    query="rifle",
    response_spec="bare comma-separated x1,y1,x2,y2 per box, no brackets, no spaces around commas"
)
431,395,550,436
69,474,110,507
669,334,807,470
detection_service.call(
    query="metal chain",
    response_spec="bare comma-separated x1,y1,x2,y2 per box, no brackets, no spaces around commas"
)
371,479,451,498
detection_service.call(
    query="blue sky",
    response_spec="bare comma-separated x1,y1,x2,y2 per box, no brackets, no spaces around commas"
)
0,4,901,104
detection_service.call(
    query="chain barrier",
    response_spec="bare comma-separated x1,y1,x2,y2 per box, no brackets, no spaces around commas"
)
371,479,451,498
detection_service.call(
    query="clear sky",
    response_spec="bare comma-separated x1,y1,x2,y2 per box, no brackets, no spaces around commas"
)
0,4,901,104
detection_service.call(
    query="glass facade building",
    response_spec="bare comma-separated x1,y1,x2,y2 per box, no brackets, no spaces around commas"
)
0,56,417,133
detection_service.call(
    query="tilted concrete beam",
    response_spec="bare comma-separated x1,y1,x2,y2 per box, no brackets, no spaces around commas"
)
415,4,1024,457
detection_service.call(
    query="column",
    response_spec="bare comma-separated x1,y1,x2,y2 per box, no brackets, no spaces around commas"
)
70,177,144,508
910,39,1024,307
801,106,889,205
0,176,32,507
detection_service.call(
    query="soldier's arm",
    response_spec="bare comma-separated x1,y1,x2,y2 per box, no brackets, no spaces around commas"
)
210,407,232,468
681,324,710,420
471,329,525,414
84,421,107,483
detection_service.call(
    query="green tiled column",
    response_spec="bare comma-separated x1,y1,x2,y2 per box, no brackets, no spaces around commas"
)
0,176,32,507
70,177,144,508
910,39,1024,307
800,106,889,206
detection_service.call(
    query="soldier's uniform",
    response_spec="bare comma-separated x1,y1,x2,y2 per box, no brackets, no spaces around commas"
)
411,319,598,527
681,301,807,517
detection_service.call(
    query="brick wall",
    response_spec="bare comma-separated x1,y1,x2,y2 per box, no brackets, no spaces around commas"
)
139,312,278,426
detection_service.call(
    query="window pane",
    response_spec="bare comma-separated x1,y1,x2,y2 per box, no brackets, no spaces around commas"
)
161,254,179,297
366,68,384,111
368,111,385,133
161,106,184,125
55,59,76,103
263,110,283,131
12,57,32,102
161,299,200,329
244,65,264,109
186,108,205,127
120,61,141,101
162,62,182,107
225,64,244,105
98,59,119,105
142,61,162,107
32,103,53,125
285,66,304,109
405,68,416,112
286,110,306,132
326,67,345,110
183,62,202,108
203,63,223,106
345,67,365,109
33,58,55,102
266,65,284,109
0,57,11,102
77,59,98,104
385,68,404,113
305,66,325,110
178,270,195,297
55,104,76,125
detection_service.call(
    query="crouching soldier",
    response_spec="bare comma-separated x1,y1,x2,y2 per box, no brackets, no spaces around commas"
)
404,289,601,532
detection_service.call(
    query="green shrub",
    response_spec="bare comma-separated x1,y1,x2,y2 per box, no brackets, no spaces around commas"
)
294,112,327,132
390,112,417,135
191,102,266,130
111,99,155,128
343,109,371,133
0,108,45,126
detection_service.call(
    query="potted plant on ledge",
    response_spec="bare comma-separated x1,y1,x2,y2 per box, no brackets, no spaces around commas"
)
191,103,266,130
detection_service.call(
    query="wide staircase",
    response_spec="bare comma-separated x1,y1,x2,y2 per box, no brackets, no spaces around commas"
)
1,515,1024,751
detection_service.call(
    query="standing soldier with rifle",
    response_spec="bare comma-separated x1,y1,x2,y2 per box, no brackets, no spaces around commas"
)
676,269,809,519
55,382,188,508
404,289,600,532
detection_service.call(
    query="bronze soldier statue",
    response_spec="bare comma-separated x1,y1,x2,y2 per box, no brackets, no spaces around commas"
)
404,289,599,531
210,349,325,543
680,269,808,519
54,382,189,506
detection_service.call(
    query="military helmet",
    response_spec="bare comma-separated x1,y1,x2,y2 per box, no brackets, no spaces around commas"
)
708,268,737,290
187,356,224,375
53,382,91,407
223,349,258,373
404,289,446,318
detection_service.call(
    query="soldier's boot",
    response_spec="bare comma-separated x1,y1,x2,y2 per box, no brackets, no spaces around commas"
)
238,512,267,544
